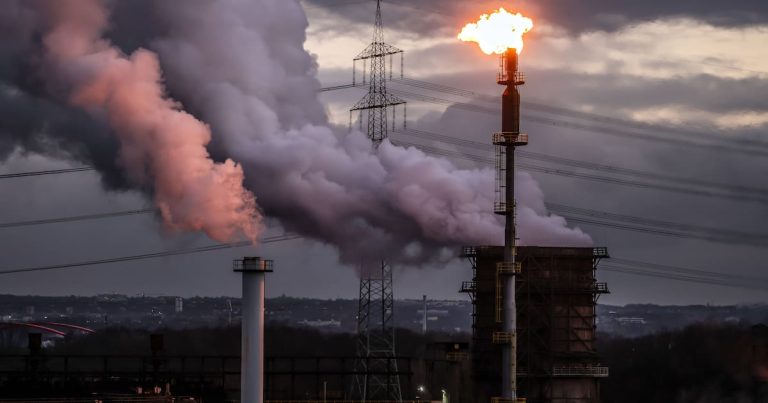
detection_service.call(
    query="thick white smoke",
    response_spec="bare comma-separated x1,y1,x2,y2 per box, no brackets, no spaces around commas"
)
32,0,261,243
7,0,590,265
147,0,592,262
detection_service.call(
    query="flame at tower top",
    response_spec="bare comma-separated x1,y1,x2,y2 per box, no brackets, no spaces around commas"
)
458,7,533,55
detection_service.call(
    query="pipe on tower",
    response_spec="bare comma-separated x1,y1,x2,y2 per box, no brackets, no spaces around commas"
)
234,257,273,403
501,48,521,400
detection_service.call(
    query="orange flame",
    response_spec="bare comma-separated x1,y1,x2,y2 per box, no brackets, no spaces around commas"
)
458,8,533,55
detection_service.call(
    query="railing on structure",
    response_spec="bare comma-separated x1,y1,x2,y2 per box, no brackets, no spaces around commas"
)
459,281,476,294
552,365,609,377
497,70,526,86
545,282,610,294
460,246,477,257
232,258,274,272
492,132,529,147
593,282,609,293
494,201,513,215
497,262,522,275
491,331,516,345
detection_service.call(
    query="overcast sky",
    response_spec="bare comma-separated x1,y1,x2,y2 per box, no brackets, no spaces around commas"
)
1,0,768,305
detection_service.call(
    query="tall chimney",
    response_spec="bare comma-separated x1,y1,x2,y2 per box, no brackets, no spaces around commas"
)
234,256,274,403
494,48,527,401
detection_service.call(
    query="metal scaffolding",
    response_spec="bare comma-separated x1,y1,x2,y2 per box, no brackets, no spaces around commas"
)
462,246,610,403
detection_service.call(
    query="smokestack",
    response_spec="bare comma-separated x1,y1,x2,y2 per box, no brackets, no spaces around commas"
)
422,295,428,335
234,256,274,403
495,48,527,401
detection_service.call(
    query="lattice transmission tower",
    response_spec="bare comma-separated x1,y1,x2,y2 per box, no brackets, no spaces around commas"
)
349,0,406,147
349,1,404,401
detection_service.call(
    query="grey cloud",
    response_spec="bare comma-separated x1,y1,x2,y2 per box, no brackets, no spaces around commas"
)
306,0,768,35
538,72,768,114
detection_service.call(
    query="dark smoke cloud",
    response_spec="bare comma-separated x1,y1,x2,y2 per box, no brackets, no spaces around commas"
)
0,0,590,266
0,2,127,189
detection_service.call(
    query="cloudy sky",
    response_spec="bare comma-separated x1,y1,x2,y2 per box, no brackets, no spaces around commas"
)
1,0,767,305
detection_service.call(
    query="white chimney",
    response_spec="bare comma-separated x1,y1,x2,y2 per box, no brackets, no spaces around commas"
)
234,256,273,403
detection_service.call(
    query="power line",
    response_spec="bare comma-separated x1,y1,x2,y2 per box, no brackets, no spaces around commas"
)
0,234,302,275
390,77,768,150
319,83,358,92
301,0,373,11
0,209,154,229
3,226,765,294
0,167,94,179
1,203,764,293
390,136,768,205
600,265,768,292
3,191,763,250
561,215,768,247
319,80,768,156
547,203,768,242
397,127,768,197
386,87,768,158
611,257,747,281
602,257,768,291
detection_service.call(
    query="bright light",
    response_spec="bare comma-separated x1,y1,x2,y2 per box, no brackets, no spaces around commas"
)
458,8,533,55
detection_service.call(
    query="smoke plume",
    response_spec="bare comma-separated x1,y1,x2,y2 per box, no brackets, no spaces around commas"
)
0,0,590,264
31,0,261,243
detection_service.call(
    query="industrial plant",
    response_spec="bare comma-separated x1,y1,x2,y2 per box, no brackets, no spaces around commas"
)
3,0,766,402
0,3,611,403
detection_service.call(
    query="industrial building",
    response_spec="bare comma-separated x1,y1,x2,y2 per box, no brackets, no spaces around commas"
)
0,4,614,403
461,246,609,403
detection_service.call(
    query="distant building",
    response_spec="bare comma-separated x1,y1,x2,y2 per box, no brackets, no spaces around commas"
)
617,317,646,325
298,319,341,329
175,297,183,313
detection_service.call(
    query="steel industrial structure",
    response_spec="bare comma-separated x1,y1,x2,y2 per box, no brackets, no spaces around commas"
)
457,49,610,403
349,1,404,401
461,247,610,403
495,48,528,402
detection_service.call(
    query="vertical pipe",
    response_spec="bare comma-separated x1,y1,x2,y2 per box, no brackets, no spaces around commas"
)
422,295,428,335
236,257,272,403
501,48,519,400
